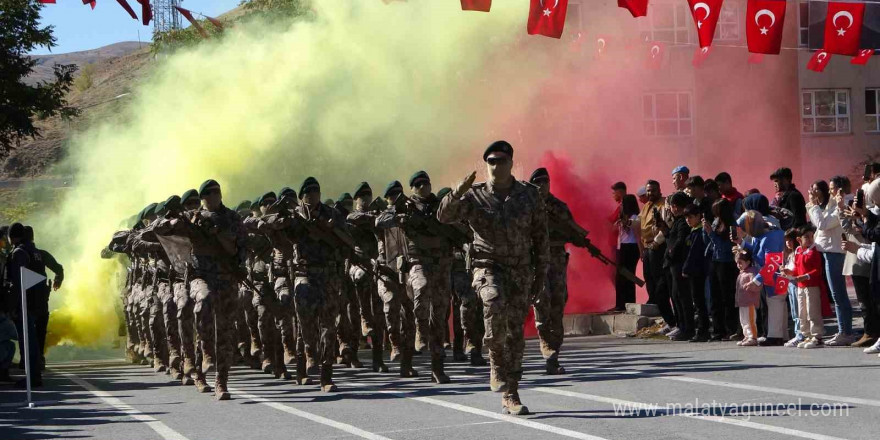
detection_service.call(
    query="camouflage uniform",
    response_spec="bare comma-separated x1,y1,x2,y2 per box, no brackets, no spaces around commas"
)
533,193,574,369
438,179,549,396
374,225,417,376
156,203,246,398
451,241,485,363
347,207,388,372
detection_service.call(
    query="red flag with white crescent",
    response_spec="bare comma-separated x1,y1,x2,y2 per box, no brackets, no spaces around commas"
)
206,16,225,30
596,35,608,59
765,251,784,267
136,0,152,26
774,277,790,295
461,0,491,12
807,49,831,72
87,0,96,9
759,261,778,286
692,46,711,67
618,0,648,17
175,6,209,38
746,0,786,55
527,0,569,39
824,1,865,56
687,0,723,48
647,42,665,70
115,0,138,20
851,48,874,65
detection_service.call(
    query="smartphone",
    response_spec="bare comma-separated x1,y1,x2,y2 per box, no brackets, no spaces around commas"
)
856,189,865,209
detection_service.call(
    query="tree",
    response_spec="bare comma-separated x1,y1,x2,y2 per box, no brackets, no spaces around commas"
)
0,0,79,159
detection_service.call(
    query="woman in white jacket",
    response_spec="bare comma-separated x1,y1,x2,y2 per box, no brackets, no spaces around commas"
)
808,180,853,346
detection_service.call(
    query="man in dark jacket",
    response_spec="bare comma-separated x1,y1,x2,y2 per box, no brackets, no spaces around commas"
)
6,223,43,387
659,192,695,341
771,167,807,228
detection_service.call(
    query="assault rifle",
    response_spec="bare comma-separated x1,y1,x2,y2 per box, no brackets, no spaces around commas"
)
550,218,645,287
392,193,470,247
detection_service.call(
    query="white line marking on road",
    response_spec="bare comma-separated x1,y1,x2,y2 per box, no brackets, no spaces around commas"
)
658,376,880,408
375,420,502,434
229,387,394,440
535,387,849,440
57,371,191,440
376,390,609,440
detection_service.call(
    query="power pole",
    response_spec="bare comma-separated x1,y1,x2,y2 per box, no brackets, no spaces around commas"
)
152,0,183,34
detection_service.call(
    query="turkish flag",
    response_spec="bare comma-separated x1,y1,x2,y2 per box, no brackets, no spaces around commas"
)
115,0,138,20
647,42,665,70
688,0,723,48
175,6,208,38
86,0,96,9
206,16,225,30
746,0,786,54
748,53,764,64
527,0,569,39
136,0,152,26
618,0,648,17
765,251,784,267
461,0,491,11
692,46,711,67
759,262,779,285
596,35,608,59
851,48,874,65
824,2,865,56
807,49,831,72
774,277,790,295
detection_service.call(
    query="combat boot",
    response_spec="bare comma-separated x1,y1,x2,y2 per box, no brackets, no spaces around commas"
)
284,348,296,365
181,374,194,386
430,359,451,384
399,349,419,378
452,338,468,362
389,346,400,362
168,355,181,372
295,356,313,385
489,363,507,393
348,350,363,369
261,358,274,374
320,365,337,392
470,351,488,367
250,339,262,361
201,354,216,374
545,358,566,375
153,358,167,373
193,374,212,393
501,386,529,416
214,374,230,401
306,354,319,376
168,366,183,381
182,357,196,376
371,345,389,373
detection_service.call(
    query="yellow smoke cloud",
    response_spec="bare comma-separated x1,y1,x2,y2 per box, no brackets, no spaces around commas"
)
37,0,558,347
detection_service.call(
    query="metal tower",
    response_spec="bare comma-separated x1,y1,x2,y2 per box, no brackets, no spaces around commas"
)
152,0,183,34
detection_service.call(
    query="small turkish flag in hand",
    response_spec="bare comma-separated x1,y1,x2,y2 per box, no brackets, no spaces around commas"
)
461,0,491,12
760,262,779,285
774,277,790,295
746,0,786,54
824,1,865,56
851,49,874,65
527,0,569,39
618,0,648,17
766,252,784,267
688,0,724,48
807,50,831,72
647,42,665,70
692,46,711,67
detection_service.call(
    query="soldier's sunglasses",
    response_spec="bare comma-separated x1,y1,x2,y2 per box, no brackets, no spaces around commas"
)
486,156,509,166
413,181,430,188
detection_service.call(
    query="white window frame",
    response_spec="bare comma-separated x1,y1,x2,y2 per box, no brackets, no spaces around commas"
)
801,89,851,134
866,88,880,133
640,1,692,44
643,91,694,137
714,1,741,42
798,1,810,48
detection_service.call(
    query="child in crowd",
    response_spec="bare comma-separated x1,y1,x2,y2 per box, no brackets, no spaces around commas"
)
783,229,804,347
682,204,710,342
664,192,695,341
735,250,762,346
786,225,825,349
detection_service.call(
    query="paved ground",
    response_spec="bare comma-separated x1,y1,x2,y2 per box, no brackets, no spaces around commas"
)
2,334,879,440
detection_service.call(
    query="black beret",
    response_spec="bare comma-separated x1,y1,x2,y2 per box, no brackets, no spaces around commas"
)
436,187,452,199
409,170,430,187
482,140,514,162
152,201,168,217
181,189,199,204
249,199,260,210
529,167,549,183
236,200,252,212
338,192,352,203
164,195,182,213
353,181,372,198
279,187,296,199
384,180,403,198
198,179,220,198
143,203,159,218
259,191,278,206
299,177,320,198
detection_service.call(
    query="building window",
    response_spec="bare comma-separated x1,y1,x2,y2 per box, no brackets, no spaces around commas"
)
640,2,691,44
866,89,880,132
643,92,693,136
799,1,809,48
714,2,740,42
801,89,850,134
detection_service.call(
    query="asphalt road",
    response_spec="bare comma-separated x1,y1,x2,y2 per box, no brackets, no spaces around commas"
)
2,334,879,440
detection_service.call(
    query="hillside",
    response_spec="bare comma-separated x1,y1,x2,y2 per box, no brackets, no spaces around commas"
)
25,41,144,85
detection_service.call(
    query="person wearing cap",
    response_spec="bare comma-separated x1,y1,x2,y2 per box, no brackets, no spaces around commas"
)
154,179,247,400
254,191,308,383
672,165,690,192
376,170,453,384
770,167,807,228
373,180,419,377
528,167,587,375
438,140,549,416
346,182,391,373
636,186,648,205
